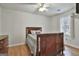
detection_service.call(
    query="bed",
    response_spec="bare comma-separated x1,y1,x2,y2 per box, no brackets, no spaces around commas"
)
26,27,42,55
26,27,64,56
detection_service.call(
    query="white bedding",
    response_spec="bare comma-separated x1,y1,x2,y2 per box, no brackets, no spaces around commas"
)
26,34,38,55
28,34,37,40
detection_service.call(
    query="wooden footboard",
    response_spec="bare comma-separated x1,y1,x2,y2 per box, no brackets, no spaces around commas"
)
25,27,64,56
36,33,64,56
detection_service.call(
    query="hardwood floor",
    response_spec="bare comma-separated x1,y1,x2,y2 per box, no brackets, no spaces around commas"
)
8,45,31,56
64,45,79,56
1,44,79,56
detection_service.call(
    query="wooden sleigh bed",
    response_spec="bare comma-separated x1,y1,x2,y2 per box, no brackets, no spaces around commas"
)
26,27,64,56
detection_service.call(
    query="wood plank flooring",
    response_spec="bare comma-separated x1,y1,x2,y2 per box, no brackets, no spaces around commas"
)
64,45,79,56
8,45,31,56
2,44,79,56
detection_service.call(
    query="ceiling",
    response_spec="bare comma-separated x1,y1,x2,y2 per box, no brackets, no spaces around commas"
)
0,3,75,16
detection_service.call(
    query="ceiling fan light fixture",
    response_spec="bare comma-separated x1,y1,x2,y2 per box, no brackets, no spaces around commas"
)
39,7,48,12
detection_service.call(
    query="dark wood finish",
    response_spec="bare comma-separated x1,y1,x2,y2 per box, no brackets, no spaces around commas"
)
26,27,64,56
56,33,64,55
26,27,42,38
36,33,64,56
26,27,42,34
37,34,56,56
0,35,8,54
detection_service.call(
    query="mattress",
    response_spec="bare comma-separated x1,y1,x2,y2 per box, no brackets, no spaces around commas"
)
26,34,38,55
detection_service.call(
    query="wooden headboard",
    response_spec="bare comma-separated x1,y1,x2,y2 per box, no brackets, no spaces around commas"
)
26,27,42,34
26,27,42,38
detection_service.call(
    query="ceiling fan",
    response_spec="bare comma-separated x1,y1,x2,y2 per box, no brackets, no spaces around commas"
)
36,3,50,12
20,3,50,12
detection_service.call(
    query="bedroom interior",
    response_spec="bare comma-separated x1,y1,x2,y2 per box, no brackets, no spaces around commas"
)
0,3,79,56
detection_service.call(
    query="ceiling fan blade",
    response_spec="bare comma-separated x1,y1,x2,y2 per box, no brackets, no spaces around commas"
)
35,3,46,11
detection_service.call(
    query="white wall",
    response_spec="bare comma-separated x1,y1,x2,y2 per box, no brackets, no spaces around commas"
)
0,7,2,34
51,16,60,33
1,8,52,46
51,8,75,32
51,8,79,48
70,16,79,48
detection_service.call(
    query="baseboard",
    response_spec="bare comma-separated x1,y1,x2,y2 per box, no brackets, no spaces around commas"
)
8,42,25,47
64,43,79,49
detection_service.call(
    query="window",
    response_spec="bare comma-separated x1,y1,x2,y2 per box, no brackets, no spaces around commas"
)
60,15,71,40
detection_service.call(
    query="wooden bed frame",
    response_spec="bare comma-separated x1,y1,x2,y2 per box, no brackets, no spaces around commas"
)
26,27,42,38
26,27,64,56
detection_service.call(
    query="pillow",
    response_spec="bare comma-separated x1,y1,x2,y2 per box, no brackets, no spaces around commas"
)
35,30,41,34
31,30,41,34
31,30,36,34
